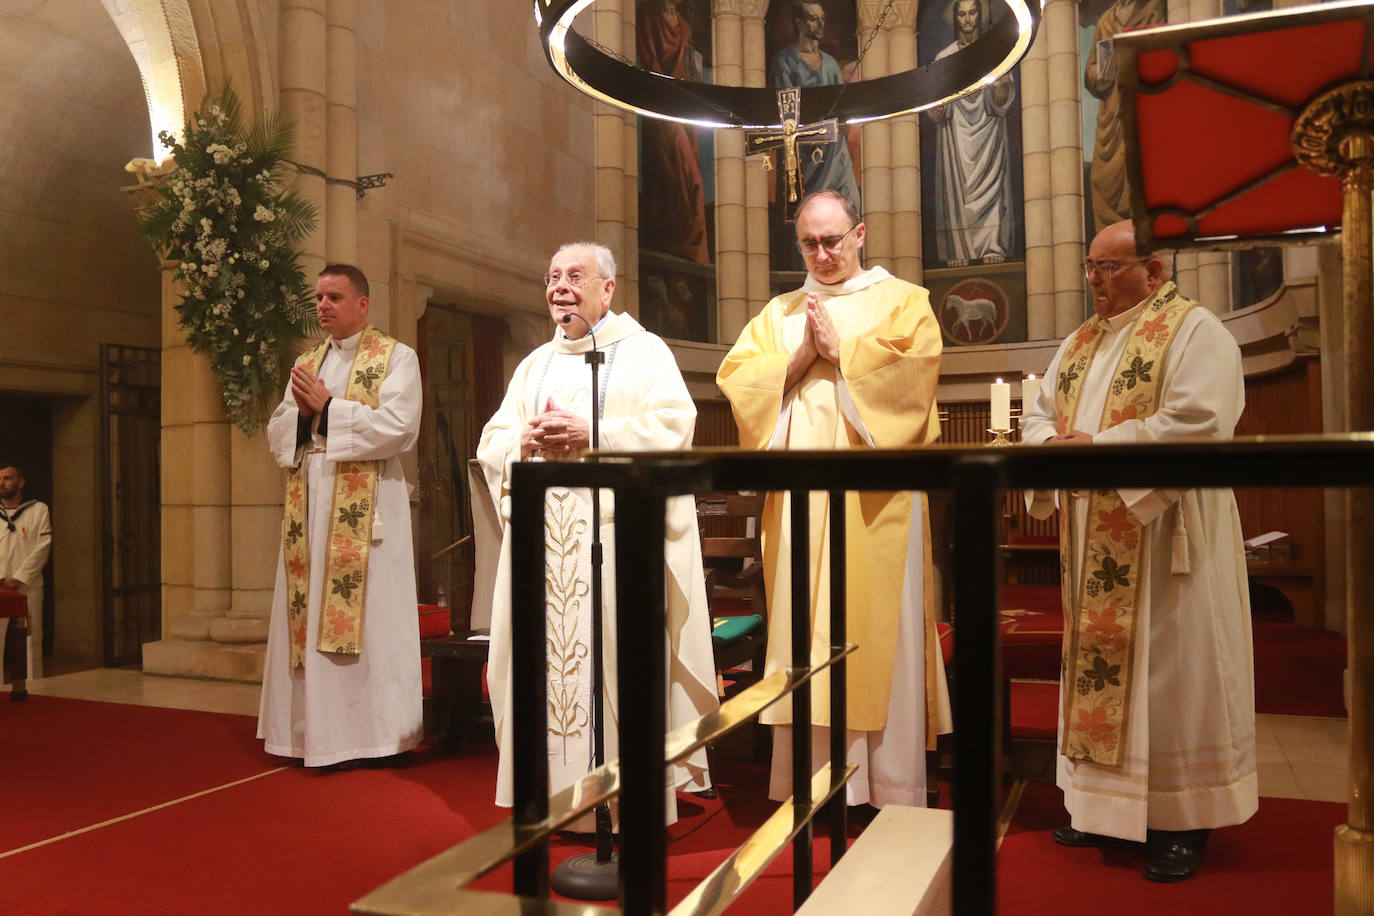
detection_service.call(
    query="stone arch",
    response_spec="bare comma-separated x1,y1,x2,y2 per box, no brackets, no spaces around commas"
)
101,0,276,157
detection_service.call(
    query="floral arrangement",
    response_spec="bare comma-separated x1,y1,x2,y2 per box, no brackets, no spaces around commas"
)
138,85,317,434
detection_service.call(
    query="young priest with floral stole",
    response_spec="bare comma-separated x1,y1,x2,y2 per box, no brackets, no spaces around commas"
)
258,263,424,768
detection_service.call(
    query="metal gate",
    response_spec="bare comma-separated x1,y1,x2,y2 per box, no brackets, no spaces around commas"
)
100,344,161,667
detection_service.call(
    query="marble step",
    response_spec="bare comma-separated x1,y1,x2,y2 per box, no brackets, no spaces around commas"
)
142,638,265,683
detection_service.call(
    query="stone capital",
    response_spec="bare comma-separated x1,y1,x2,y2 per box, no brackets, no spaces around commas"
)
859,0,918,32
713,0,770,19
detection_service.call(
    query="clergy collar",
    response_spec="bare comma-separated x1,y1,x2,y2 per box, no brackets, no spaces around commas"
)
1097,281,1176,333
801,265,891,297
559,310,610,341
1098,297,1149,333
328,327,366,353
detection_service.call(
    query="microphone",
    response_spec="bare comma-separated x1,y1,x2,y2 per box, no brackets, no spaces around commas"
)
561,312,598,353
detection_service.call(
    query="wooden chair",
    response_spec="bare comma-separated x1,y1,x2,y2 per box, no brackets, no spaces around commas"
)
696,492,768,698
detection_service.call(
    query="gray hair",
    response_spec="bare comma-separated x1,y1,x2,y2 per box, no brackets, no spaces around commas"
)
554,242,617,282
1153,250,1175,280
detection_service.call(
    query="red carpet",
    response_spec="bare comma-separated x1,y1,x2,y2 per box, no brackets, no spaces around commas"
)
998,780,1344,915
1,695,279,850
0,696,1346,914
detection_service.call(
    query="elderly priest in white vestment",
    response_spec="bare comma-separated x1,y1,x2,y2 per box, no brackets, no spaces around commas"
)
1021,220,1257,883
258,263,424,768
716,190,952,813
476,242,718,827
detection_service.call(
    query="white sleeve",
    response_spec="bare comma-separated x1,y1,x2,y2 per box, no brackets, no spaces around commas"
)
324,345,423,462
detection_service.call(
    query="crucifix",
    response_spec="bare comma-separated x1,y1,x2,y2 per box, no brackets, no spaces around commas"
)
745,87,839,219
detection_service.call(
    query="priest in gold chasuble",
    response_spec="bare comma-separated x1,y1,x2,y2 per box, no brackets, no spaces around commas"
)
258,264,423,768
1021,221,1255,882
476,242,718,829
716,190,951,809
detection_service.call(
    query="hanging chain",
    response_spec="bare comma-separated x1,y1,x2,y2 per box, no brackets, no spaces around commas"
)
822,0,900,121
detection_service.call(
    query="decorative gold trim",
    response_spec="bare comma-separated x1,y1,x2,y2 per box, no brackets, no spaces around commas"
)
1292,81,1374,179
668,762,856,916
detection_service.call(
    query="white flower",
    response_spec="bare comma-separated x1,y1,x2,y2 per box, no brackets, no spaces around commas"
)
253,204,275,223
242,355,252,366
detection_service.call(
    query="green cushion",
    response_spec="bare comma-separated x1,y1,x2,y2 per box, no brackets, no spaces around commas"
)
712,614,764,646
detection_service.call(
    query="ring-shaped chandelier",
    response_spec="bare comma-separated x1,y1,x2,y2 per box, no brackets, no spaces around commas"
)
534,0,1045,128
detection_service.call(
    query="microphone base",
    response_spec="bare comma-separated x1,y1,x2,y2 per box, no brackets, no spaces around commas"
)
550,851,620,900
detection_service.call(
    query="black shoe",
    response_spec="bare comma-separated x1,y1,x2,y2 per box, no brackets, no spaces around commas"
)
689,787,717,799
1143,829,1210,882
1052,826,1113,847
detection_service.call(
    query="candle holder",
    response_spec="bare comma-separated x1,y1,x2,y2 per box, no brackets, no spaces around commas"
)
986,427,1013,447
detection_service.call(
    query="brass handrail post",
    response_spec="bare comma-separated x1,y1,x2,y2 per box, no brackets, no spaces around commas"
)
1294,82,1374,915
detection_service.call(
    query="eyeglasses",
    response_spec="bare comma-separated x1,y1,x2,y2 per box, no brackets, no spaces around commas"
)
544,270,602,288
1083,258,1147,280
797,224,857,255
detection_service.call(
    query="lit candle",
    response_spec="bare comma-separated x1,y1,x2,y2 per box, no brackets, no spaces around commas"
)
990,377,1011,430
1021,374,1041,420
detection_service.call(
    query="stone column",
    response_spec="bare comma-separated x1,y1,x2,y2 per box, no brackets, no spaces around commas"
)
1196,251,1231,312
143,265,264,681
886,10,920,282
1045,0,1086,336
742,5,771,320
621,11,640,312
1164,0,1230,311
280,0,328,272
714,0,749,342
149,0,330,680
1021,28,1055,339
1174,251,1199,298
325,0,358,263
858,26,893,270
224,0,324,664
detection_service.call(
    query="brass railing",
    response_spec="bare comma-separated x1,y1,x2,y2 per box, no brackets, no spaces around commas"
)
355,434,1374,916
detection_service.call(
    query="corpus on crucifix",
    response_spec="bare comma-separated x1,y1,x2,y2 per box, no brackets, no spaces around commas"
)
745,87,838,216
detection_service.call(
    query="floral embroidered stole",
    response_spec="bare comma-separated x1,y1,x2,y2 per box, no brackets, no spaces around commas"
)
1055,284,1196,766
281,326,398,667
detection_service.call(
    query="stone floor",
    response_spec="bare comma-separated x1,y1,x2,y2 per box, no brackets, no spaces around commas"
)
9,667,1350,804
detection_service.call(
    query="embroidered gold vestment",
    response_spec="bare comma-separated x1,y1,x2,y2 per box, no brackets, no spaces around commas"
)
1055,284,1198,765
281,326,398,666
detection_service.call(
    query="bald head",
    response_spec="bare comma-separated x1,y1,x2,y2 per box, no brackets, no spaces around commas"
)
1085,219,1171,318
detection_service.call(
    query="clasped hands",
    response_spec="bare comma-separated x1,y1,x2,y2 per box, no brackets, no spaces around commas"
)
290,365,331,418
521,397,591,459
785,293,840,390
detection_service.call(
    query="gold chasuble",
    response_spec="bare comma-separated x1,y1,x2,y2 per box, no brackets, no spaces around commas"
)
717,267,946,745
281,326,397,666
1054,284,1197,765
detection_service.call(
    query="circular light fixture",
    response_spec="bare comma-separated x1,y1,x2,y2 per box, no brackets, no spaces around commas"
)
535,0,1045,129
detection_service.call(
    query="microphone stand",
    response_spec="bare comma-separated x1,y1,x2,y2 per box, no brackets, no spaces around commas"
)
550,312,618,900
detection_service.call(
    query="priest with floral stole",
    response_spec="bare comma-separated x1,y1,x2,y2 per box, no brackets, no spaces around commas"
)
716,190,951,811
476,242,718,828
258,263,424,768
1020,220,1256,882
